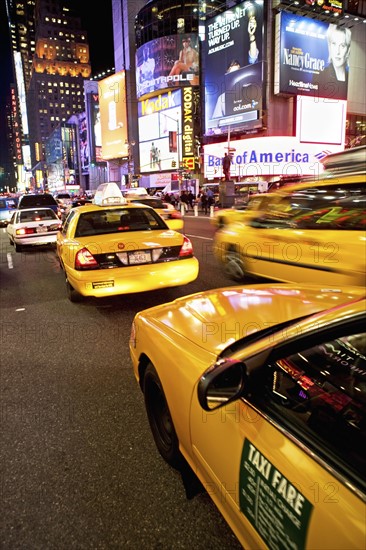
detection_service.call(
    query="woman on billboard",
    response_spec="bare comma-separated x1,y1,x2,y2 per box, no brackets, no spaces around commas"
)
320,25,351,100
168,36,199,85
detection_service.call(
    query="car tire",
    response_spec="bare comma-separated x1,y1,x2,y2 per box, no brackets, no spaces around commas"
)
224,248,246,281
15,243,23,253
217,217,225,229
66,279,82,303
143,362,183,469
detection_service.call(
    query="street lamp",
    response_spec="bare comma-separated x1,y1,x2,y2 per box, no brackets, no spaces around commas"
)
125,139,135,187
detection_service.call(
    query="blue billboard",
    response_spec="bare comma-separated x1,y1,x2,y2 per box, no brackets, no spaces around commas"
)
274,12,351,100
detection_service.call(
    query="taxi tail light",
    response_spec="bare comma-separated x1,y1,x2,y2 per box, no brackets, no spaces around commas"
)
168,210,182,220
179,236,194,257
75,247,99,269
16,227,36,235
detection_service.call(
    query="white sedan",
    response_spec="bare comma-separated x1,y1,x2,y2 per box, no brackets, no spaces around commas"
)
7,207,62,252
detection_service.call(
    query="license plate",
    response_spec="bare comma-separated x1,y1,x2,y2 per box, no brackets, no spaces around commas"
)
128,251,151,264
36,227,46,233
92,281,114,289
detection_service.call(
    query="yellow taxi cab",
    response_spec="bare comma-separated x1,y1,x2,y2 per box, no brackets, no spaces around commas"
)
211,192,280,230
56,183,199,302
213,172,366,287
129,283,366,549
124,194,184,231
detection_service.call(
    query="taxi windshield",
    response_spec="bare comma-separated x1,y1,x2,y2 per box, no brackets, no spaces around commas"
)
75,207,168,237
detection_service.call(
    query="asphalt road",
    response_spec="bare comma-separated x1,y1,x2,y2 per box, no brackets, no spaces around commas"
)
0,215,244,549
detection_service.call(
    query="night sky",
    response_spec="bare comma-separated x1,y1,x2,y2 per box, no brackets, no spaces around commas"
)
0,0,114,172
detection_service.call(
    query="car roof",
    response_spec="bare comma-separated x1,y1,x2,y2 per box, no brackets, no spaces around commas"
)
278,172,365,193
18,193,58,206
71,202,155,214
15,206,56,212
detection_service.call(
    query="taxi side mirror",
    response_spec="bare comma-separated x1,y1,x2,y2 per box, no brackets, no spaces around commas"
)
197,358,247,411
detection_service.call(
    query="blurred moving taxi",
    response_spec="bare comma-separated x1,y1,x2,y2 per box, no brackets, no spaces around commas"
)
211,192,279,230
130,283,366,549
213,172,366,287
56,183,198,302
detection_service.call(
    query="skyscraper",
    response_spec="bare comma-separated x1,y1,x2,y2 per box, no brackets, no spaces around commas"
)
5,0,91,183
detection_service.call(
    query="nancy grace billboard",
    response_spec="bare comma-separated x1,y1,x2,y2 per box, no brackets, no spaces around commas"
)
203,0,265,136
135,33,200,98
274,12,351,100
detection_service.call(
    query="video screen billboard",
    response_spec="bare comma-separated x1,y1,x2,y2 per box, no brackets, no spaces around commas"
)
274,12,351,100
98,71,128,160
79,112,89,173
203,0,264,136
138,89,181,173
279,0,343,17
85,91,102,165
296,96,346,146
136,33,200,99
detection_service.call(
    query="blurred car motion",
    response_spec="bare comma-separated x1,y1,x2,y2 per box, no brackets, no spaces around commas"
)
213,172,366,287
211,192,279,230
130,283,366,549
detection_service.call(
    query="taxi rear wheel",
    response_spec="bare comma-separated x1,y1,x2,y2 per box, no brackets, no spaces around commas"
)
66,279,82,303
143,363,182,469
216,217,225,229
224,248,246,281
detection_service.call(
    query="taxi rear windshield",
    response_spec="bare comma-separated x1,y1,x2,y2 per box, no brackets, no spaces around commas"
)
129,198,165,209
75,207,168,237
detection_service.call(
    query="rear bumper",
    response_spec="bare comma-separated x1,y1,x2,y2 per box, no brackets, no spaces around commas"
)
13,234,58,246
65,257,199,298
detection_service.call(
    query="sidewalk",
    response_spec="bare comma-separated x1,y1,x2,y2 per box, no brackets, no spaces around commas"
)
177,205,218,218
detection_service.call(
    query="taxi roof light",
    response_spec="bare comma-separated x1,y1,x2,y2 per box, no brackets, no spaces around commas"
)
94,183,126,206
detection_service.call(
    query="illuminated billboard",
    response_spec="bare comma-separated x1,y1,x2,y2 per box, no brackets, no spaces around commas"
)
274,12,351,100
98,71,128,160
135,33,200,98
278,0,343,17
203,136,344,180
79,112,89,173
85,90,102,164
296,96,346,146
138,89,182,173
203,0,264,136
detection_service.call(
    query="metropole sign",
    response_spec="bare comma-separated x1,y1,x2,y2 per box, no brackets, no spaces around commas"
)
203,136,344,180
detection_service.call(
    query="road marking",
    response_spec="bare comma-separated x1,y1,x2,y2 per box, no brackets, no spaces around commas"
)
7,252,14,269
185,234,212,240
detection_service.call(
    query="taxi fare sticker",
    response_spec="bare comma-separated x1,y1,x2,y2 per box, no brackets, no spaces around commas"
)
239,439,313,550
92,281,114,289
